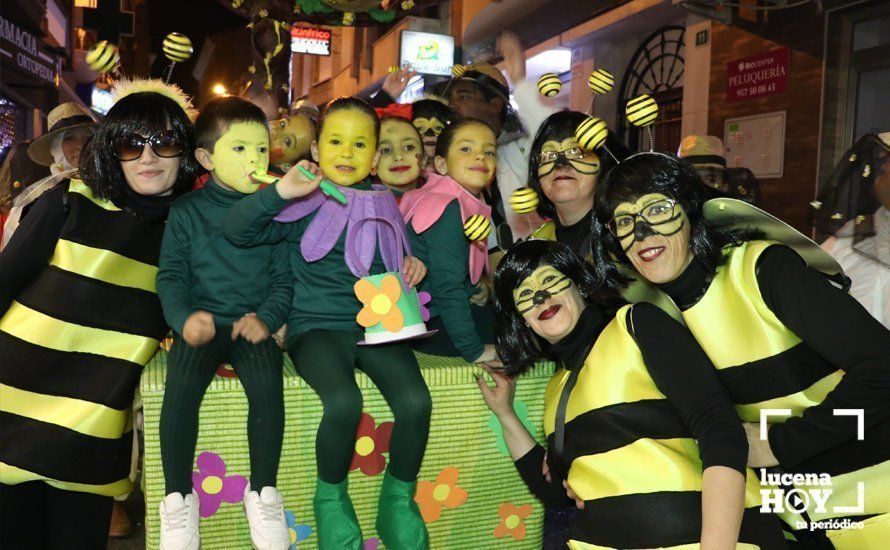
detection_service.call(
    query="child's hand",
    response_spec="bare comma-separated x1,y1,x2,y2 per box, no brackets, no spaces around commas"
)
183,311,215,346
277,160,324,200
402,256,427,287
469,282,491,306
232,313,270,344
475,344,500,364
563,480,585,510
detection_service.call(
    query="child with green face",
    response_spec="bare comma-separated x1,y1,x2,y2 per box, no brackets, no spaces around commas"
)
156,97,292,550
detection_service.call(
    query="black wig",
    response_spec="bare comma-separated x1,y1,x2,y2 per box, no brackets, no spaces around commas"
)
528,111,629,219
493,239,620,376
79,92,199,202
590,153,753,289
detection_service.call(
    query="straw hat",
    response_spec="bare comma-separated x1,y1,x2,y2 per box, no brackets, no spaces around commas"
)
28,103,96,166
677,135,726,169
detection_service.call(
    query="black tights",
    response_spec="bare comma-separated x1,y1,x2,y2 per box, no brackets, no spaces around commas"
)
160,329,284,495
288,329,432,483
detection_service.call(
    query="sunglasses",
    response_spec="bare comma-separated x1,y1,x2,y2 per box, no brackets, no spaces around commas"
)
114,131,183,161
537,148,588,164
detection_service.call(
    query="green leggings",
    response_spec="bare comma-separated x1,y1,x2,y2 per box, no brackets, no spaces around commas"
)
160,329,284,495
288,329,432,484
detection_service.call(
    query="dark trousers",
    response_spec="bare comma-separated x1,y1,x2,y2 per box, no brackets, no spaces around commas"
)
288,329,432,484
0,481,112,550
160,328,284,495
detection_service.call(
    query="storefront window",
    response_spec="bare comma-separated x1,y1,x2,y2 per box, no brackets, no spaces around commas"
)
853,15,890,51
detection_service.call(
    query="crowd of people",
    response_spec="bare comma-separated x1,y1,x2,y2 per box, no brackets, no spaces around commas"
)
1,30,889,550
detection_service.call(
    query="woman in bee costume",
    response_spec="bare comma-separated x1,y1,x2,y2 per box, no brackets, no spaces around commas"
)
591,152,890,548
0,80,199,548
478,239,785,548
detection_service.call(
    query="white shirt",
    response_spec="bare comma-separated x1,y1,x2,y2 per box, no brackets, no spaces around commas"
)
821,207,890,329
496,78,556,239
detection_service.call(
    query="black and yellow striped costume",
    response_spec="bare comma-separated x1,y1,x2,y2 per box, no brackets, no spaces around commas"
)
0,180,168,497
545,304,780,549
679,241,890,548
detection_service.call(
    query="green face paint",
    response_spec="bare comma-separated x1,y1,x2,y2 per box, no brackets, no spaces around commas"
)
211,122,270,194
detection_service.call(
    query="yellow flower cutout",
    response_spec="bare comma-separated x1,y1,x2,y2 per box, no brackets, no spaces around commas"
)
355,275,404,332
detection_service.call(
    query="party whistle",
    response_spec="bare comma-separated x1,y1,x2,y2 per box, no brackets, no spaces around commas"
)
252,168,348,205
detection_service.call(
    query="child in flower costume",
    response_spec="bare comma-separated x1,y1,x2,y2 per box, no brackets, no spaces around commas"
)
224,97,431,550
400,119,498,363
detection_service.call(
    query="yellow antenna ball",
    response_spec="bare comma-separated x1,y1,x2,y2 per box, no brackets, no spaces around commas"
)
86,41,119,74
575,116,609,151
463,214,492,242
162,32,193,63
388,65,399,74
451,64,466,77
588,68,614,94
509,187,540,215
626,94,659,127
537,73,562,98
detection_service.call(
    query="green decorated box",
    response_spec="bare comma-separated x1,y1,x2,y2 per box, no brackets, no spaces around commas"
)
140,351,553,549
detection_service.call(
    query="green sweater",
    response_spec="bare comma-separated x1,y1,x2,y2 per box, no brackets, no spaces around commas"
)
408,201,482,361
223,181,386,335
157,180,292,334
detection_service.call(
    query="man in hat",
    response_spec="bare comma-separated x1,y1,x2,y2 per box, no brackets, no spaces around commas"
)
444,33,554,238
677,134,761,205
1,103,95,249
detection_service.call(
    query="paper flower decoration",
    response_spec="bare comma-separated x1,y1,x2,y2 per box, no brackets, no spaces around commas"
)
192,451,248,517
488,400,532,456
493,502,533,540
414,466,468,523
285,510,312,549
355,274,404,332
417,291,432,322
350,412,393,476
363,538,380,550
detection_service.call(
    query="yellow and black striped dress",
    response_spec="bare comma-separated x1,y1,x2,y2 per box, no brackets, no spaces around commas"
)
679,241,890,549
0,180,168,497
545,304,780,549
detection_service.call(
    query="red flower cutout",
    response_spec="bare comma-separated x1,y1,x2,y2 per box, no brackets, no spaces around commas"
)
350,412,393,476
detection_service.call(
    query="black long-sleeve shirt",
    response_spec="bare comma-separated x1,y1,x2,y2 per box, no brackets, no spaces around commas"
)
514,303,748,507
660,244,890,468
0,182,174,316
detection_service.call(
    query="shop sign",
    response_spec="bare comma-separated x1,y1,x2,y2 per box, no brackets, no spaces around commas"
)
400,31,454,76
0,16,58,85
291,27,332,56
727,47,788,103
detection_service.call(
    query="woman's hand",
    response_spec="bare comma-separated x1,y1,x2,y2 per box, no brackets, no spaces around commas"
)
381,65,418,100
402,256,427,287
474,344,501,366
563,480,584,510
475,363,516,419
276,160,324,200
231,313,270,344
183,310,215,346
743,422,779,467
497,32,526,83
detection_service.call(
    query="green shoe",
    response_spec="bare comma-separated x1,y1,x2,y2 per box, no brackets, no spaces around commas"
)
376,470,429,550
313,478,362,550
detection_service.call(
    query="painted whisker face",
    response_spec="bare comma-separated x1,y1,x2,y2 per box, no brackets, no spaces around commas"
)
513,265,585,343
609,193,692,284
536,137,600,206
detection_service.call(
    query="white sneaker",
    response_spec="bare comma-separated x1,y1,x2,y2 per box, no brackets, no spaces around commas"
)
243,484,290,550
159,491,200,550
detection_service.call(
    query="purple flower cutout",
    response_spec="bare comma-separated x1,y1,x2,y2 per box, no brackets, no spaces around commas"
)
192,451,248,517
285,510,312,549
363,538,380,550
417,291,432,323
